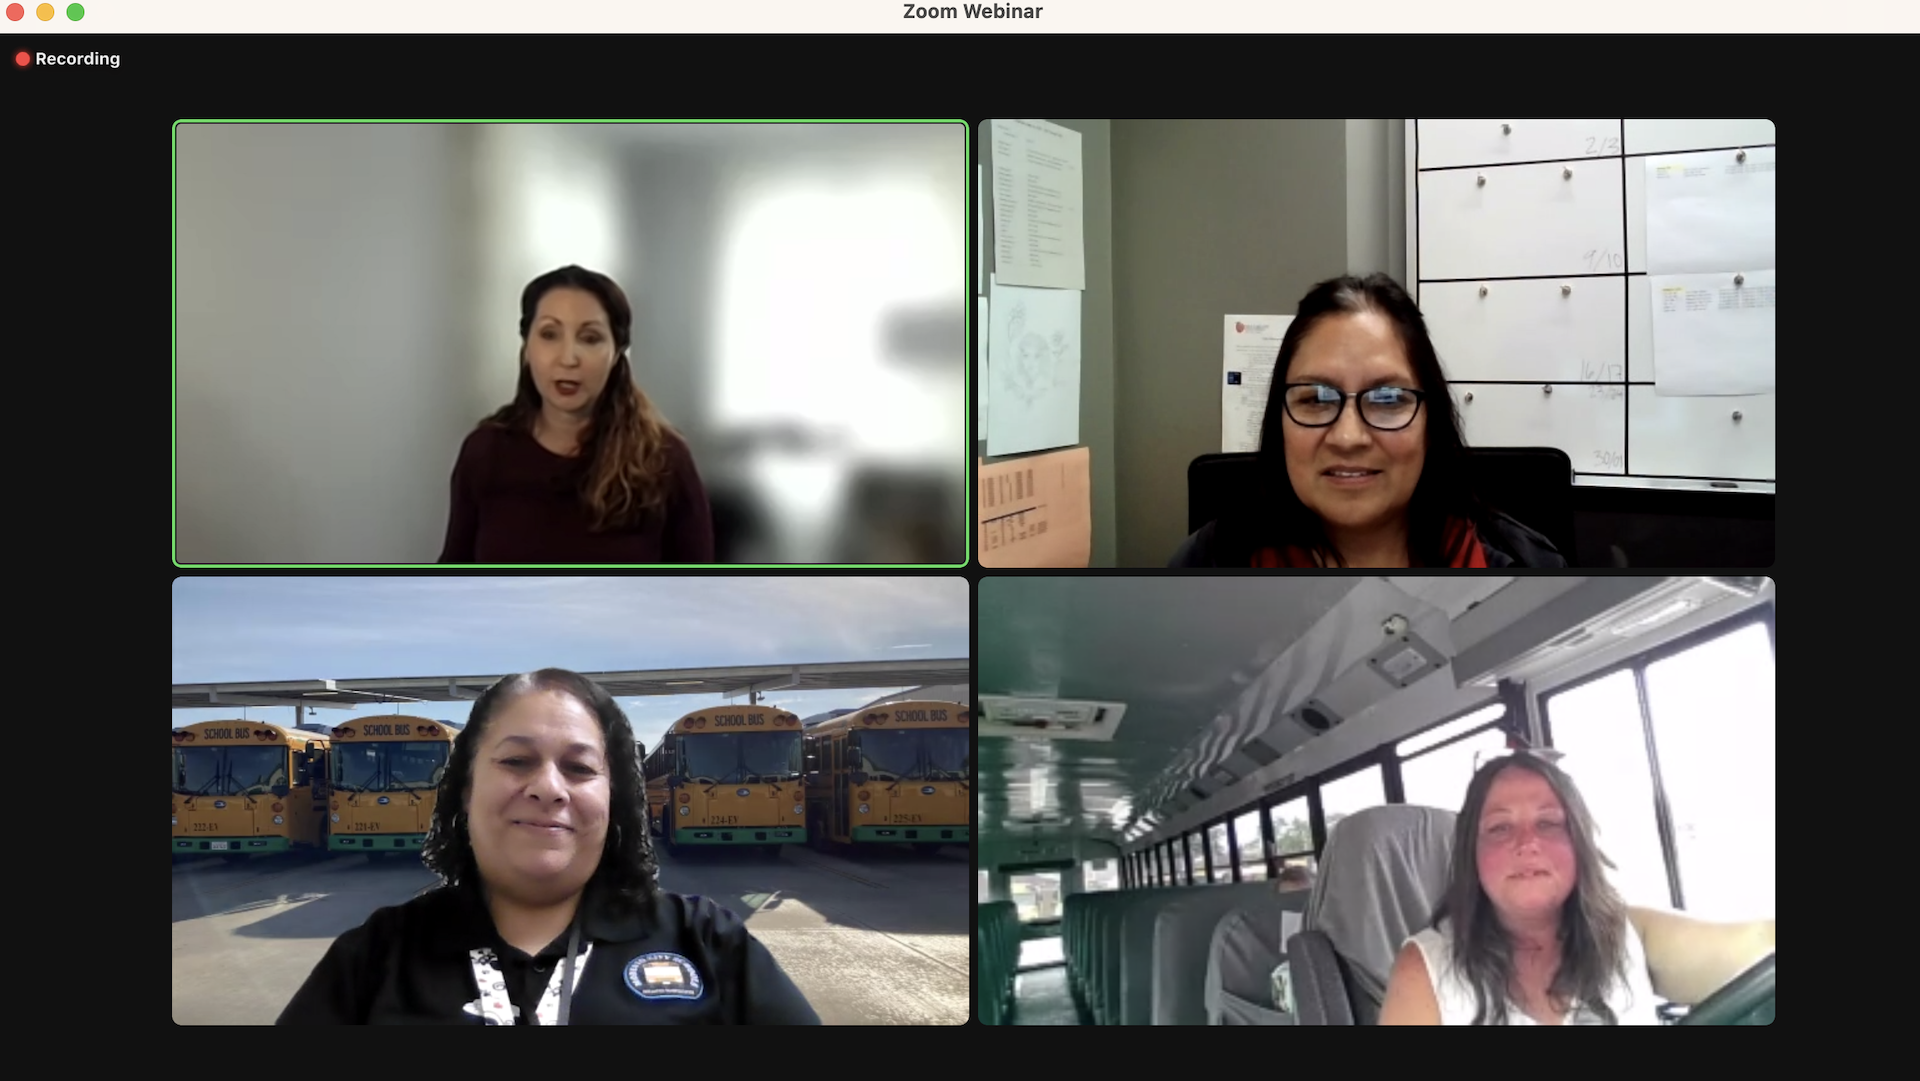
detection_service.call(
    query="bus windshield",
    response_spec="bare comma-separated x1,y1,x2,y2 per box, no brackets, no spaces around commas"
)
679,731,804,783
174,746,289,797
332,741,450,792
855,729,970,781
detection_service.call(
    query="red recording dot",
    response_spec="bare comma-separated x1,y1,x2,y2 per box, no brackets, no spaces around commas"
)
5,4,23,20
14,52,29,68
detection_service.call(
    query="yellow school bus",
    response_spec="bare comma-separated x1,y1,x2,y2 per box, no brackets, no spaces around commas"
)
646,705,807,855
804,700,970,853
171,720,331,861
326,716,458,860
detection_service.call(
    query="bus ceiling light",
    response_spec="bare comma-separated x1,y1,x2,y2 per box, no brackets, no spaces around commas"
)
977,697,1128,741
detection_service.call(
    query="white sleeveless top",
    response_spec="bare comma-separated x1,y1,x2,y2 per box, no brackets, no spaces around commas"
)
1407,917,1662,1025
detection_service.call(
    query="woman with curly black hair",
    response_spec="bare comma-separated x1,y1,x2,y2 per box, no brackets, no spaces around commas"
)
278,668,818,1025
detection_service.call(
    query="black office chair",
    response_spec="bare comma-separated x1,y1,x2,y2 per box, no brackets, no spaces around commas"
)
1185,447,1575,561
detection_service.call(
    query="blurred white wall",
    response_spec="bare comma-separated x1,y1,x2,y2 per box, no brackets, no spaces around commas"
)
175,123,479,564
176,122,967,565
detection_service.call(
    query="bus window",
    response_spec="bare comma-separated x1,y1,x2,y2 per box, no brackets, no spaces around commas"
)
1083,857,1119,892
1400,725,1510,812
1319,764,1385,839
227,746,288,795
1268,796,1312,873
1642,621,1775,921
1232,808,1267,881
1010,870,1061,921
1207,822,1231,883
1545,670,1672,907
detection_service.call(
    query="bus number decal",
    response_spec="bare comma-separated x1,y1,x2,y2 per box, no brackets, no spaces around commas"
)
892,710,947,723
359,723,411,736
893,814,924,823
351,822,382,832
710,816,739,826
711,714,765,727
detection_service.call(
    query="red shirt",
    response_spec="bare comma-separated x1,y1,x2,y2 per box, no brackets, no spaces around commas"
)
1251,517,1490,568
438,424,715,564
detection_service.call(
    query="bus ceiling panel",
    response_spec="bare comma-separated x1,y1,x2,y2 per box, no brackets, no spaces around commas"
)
1131,577,1458,825
1454,576,1767,692
1382,575,1518,619
979,576,1361,745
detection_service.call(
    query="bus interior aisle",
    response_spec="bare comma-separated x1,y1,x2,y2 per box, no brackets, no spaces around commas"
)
977,576,1776,1026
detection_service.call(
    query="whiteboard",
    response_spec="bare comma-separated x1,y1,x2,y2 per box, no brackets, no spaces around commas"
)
1423,277,1625,384
1408,119,1775,494
1453,383,1627,477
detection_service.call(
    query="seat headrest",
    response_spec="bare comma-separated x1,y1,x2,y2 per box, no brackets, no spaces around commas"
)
1303,804,1457,1000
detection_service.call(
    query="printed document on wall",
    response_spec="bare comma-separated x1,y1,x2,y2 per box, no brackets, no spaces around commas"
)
1650,271,1776,396
976,163,987,296
1644,147,1775,275
977,295,988,440
987,276,1080,456
1222,314,1293,452
978,446,1092,568
989,119,1085,291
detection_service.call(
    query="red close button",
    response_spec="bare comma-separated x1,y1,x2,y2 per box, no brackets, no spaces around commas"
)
13,52,29,68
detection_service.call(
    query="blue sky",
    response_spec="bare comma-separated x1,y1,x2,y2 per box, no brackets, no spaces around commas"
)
172,577,969,752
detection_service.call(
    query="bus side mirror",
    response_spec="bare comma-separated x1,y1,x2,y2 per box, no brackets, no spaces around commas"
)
271,784,291,799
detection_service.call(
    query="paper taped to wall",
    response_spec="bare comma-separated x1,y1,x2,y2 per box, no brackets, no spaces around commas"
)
1222,314,1293,453
1650,270,1776,396
978,445,1091,568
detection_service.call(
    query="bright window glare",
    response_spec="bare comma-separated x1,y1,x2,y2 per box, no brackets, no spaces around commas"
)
1233,808,1268,880
1644,623,1775,921
1548,670,1673,907
1400,727,1510,813
1009,870,1061,922
1018,936,1064,968
1320,765,1386,838
1269,796,1311,856
1397,703,1505,757
714,181,959,462
1082,857,1120,892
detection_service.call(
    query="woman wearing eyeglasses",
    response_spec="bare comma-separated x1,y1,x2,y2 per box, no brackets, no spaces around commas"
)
1170,274,1566,568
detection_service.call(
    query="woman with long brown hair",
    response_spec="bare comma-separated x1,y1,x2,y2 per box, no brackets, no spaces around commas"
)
438,265,714,563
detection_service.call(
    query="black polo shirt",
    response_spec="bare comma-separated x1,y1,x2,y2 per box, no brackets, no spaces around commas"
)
275,881,820,1024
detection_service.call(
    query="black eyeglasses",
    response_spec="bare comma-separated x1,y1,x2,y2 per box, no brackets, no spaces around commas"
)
1280,383,1426,431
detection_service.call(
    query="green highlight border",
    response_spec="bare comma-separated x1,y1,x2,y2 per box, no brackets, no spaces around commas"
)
172,119,973,570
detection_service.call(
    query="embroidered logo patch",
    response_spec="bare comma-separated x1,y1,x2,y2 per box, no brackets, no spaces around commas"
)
624,952,703,1001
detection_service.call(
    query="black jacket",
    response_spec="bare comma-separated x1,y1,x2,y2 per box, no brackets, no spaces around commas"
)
1167,511,1568,568
275,882,821,1025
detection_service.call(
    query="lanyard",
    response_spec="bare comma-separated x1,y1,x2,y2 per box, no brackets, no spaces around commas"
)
467,918,590,1026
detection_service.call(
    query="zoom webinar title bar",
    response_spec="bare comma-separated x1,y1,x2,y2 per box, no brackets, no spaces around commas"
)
0,0,1906,33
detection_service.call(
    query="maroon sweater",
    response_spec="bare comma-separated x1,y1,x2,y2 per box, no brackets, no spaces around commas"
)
437,424,715,564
